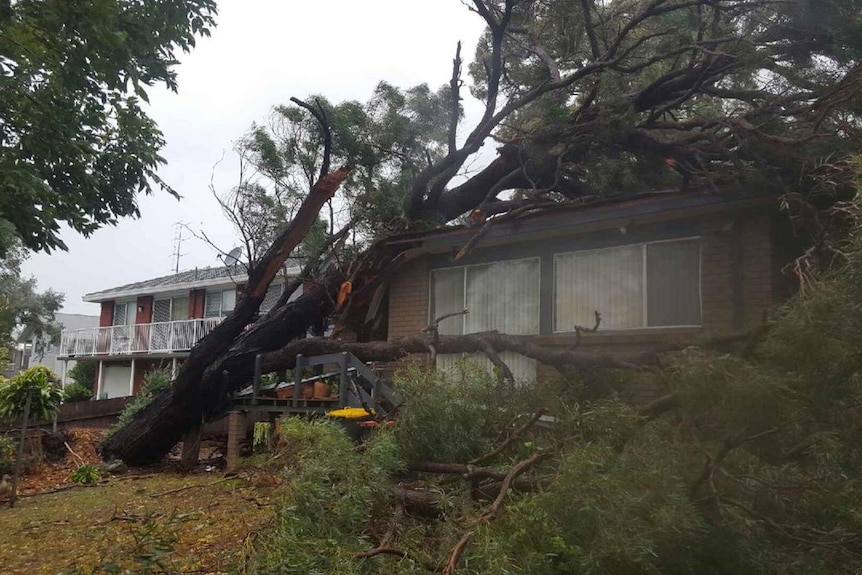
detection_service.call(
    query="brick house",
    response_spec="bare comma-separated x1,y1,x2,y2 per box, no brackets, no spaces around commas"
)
384,191,793,383
58,264,301,399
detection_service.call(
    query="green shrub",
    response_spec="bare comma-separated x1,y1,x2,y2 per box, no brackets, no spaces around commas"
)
67,360,97,392
243,418,404,573
0,366,63,422
390,361,535,464
0,435,14,475
62,383,92,403
109,368,173,435
70,463,101,485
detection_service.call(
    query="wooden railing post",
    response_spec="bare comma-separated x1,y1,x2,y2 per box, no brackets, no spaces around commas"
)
252,354,263,406
293,355,304,408
339,352,349,409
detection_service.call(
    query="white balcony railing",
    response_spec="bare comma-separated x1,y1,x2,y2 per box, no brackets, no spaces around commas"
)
58,318,222,358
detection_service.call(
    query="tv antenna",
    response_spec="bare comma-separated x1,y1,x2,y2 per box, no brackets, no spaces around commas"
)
221,246,242,268
171,222,189,273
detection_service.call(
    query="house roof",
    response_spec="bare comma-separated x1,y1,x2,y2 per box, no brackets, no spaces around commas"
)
385,189,776,251
83,261,303,303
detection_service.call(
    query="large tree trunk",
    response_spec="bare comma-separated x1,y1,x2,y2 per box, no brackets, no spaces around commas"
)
101,168,350,465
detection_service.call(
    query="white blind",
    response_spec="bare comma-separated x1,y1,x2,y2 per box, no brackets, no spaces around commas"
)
430,268,465,335
554,240,702,331
171,297,189,321
222,290,237,314
432,258,539,383
555,245,644,331
465,259,540,335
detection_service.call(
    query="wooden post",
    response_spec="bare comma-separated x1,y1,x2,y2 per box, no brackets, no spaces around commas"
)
339,352,349,409
10,387,33,508
293,354,304,408
252,354,262,406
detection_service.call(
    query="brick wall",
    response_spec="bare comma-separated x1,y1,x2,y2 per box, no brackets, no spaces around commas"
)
135,296,153,324
741,213,774,328
699,217,736,333
386,212,777,345
99,301,114,327
387,257,431,340
189,289,207,319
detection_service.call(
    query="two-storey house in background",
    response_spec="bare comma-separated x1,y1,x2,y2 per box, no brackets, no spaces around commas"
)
58,264,301,399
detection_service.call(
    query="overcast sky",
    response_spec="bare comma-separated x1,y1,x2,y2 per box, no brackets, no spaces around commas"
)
22,0,487,315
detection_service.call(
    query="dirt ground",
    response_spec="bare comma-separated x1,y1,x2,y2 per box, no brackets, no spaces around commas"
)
0,430,276,574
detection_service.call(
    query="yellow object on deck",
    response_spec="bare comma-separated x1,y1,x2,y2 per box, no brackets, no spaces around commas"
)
327,407,375,420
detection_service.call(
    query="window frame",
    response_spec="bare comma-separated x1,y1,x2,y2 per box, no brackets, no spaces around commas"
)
205,288,239,319
113,301,135,326
428,256,542,336
553,237,702,333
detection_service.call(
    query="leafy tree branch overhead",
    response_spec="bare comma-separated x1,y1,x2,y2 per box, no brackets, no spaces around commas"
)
0,0,217,254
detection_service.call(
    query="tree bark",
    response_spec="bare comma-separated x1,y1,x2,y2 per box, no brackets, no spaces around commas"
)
101,168,351,465
261,331,653,374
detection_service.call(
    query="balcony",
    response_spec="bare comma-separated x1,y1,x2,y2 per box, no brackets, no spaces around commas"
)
58,318,222,358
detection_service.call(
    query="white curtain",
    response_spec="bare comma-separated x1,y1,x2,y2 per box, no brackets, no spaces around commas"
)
465,259,540,335
555,245,644,331
433,258,539,383
430,268,465,336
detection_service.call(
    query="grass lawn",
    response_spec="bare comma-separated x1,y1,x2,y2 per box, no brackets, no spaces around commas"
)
0,470,276,574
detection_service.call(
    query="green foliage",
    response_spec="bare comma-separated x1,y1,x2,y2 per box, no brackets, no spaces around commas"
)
243,418,405,574
0,435,14,475
0,237,63,353
224,80,453,260
466,0,862,200
70,464,101,485
67,361,97,393
0,0,217,252
63,383,92,403
80,510,190,574
391,363,515,463
0,366,63,422
252,422,272,450
110,368,173,434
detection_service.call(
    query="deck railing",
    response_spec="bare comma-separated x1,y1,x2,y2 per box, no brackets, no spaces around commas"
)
58,318,222,358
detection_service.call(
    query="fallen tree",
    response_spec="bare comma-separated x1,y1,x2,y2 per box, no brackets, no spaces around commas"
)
103,0,862,465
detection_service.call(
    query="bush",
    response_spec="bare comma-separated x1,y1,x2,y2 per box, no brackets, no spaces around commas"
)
62,383,92,403
67,360,97,392
391,361,537,464
0,435,14,475
110,368,173,435
244,418,404,573
70,463,101,485
0,366,63,422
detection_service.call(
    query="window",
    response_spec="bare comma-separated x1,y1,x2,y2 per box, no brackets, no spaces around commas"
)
430,258,540,382
153,297,189,323
205,289,237,318
554,239,701,331
113,302,133,326
260,283,283,313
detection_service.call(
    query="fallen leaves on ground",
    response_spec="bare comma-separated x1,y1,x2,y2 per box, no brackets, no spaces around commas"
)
0,430,278,574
